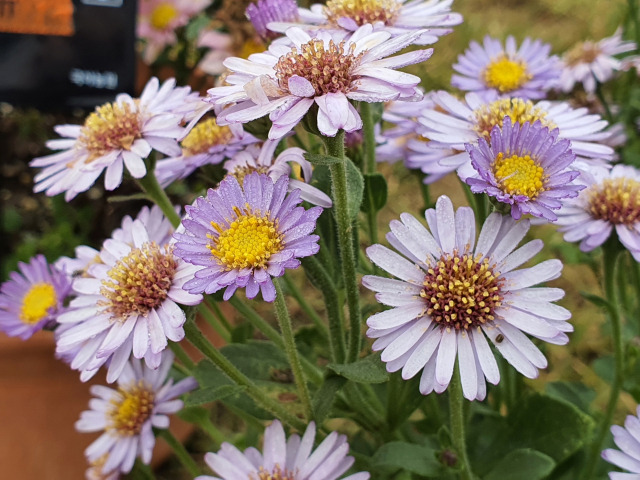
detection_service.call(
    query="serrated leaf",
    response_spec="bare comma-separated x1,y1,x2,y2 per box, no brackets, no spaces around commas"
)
372,442,445,476
361,173,388,213
507,393,595,463
484,449,555,480
304,153,342,165
328,352,389,384
184,384,246,407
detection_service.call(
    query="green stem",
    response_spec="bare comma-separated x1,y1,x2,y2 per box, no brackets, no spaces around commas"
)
157,429,200,477
168,342,195,371
183,320,307,430
595,81,614,123
206,297,233,333
273,279,313,421
584,240,624,480
130,459,156,479
282,273,329,340
228,296,323,385
301,256,346,363
449,363,474,480
136,171,181,228
360,102,378,175
197,414,227,445
628,0,640,57
323,131,363,363
198,303,231,343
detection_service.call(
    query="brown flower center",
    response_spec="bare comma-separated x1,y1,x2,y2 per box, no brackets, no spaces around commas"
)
274,39,363,96
79,101,143,162
421,251,503,330
588,177,640,225
228,165,270,185
564,41,601,66
324,0,402,27
99,242,177,321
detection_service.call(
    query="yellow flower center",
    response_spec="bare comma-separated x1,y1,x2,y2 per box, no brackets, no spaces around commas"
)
324,0,402,27
239,37,266,59
493,152,545,198
208,206,284,270
228,165,270,186
473,98,555,143
20,282,57,325
274,39,363,96
109,381,155,436
79,102,143,162
181,118,233,157
483,55,532,93
150,3,178,30
588,178,640,225
99,242,177,321
254,465,296,480
421,251,503,330
564,41,601,66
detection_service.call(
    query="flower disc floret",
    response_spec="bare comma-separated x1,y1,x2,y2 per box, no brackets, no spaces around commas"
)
109,381,155,436
256,465,296,480
275,39,363,96
208,206,284,270
150,3,178,29
473,98,555,142
100,242,177,321
422,252,503,330
80,102,143,162
181,118,233,157
483,56,532,93
587,177,640,226
20,283,57,325
493,152,545,198
324,0,401,27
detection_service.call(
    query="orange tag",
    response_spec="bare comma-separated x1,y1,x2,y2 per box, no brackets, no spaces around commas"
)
0,0,75,36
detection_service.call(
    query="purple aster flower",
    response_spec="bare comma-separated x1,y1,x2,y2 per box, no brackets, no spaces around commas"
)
76,352,197,476
363,195,572,401
556,164,640,261
411,92,614,183
0,254,72,339
602,404,640,479
224,140,332,207
246,0,299,41
268,0,462,46
30,77,197,201
465,118,585,222
155,118,259,187
560,28,637,94
197,420,369,480
56,206,202,383
206,24,432,139
174,173,322,302
452,36,560,102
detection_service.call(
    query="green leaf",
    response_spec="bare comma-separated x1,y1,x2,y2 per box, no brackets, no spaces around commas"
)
545,381,595,414
185,14,213,41
328,352,389,384
372,442,445,476
580,291,614,314
361,173,388,213
345,157,364,219
312,375,347,423
184,384,246,407
507,393,595,463
177,405,213,425
221,341,291,381
484,449,556,480
304,152,342,165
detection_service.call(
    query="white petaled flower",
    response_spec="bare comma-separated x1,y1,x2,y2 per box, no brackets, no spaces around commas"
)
560,28,637,94
197,420,370,480
409,92,614,183
268,0,462,46
76,352,197,476
363,195,571,401
30,77,196,201
206,24,432,139
602,404,640,479
56,206,202,382
452,35,560,102
557,164,640,261
223,139,333,207
155,118,259,187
